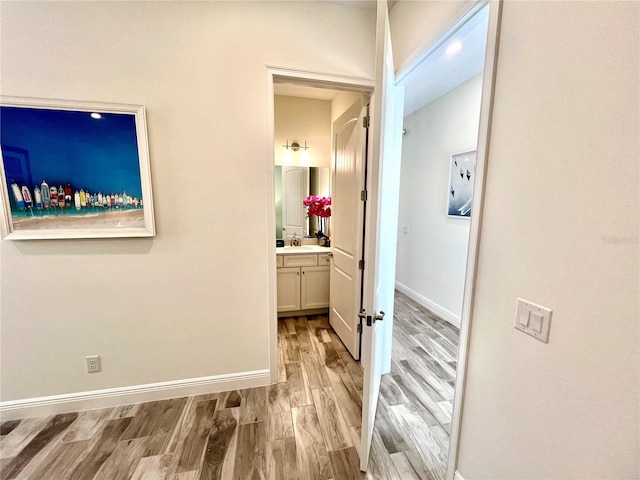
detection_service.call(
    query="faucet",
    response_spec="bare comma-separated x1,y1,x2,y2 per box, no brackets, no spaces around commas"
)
291,233,301,247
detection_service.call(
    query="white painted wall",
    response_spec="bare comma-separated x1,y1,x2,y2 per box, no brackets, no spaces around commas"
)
396,74,482,325
274,96,331,167
457,2,639,477
393,1,639,477
331,91,363,124
0,1,375,402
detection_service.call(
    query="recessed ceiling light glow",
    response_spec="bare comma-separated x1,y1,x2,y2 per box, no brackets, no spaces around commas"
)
90,112,102,119
446,40,463,57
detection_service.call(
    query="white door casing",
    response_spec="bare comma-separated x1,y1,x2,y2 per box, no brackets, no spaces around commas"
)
282,166,309,238
359,0,405,471
329,99,367,360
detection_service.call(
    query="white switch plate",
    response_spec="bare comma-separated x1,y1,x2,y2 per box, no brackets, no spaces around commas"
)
514,298,552,343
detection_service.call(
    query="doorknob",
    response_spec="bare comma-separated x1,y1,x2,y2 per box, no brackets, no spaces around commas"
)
374,311,385,322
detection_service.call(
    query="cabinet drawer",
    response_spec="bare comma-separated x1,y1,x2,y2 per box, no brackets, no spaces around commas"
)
318,253,331,265
283,255,318,267
276,256,284,268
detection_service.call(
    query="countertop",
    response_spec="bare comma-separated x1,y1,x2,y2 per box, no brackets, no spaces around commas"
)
276,245,331,255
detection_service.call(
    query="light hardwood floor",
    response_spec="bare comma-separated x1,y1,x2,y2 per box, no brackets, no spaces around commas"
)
0,291,458,479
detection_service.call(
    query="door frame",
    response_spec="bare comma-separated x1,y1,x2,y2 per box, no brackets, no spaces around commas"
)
265,66,373,383
445,3,502,476
392,1,503,477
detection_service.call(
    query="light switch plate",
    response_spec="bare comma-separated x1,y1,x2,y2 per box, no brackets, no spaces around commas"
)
514,298,552,343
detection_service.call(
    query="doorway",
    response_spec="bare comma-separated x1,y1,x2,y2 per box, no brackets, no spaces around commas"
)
266,69,374,477
266,0,499,473
366,3,492,479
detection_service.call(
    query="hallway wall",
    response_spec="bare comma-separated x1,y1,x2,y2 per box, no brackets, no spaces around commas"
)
0,1,375,406
396,74,482,325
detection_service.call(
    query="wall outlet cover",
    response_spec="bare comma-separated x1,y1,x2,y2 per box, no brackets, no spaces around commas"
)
86,355,101,373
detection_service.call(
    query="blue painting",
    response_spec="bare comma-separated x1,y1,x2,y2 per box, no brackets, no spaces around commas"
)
0,98,154,239
447,150,476,218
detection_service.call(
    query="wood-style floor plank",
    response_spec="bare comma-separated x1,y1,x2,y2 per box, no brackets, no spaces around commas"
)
199,408,237,480
239,387,267,425
311,387,352,451
330,373,361,428
232,421,267,480
292,405,332,480
130,453,173,480
27,439,89,480
61,408,113,442
390,450,436,480
217,390,241,410
67,417,132,480
1,412,77,480
389,403,447,480
328,447,364,480
267,383,294,441
92,437,150,480
285,362,312,408
171,399,217,475
0,417,53,460
0,421,21,437
266,437,299,480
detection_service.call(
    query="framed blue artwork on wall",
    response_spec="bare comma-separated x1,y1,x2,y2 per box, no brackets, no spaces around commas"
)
0,97,155,239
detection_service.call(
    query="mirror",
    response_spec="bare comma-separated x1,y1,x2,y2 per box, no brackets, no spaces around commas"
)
275,166,330,239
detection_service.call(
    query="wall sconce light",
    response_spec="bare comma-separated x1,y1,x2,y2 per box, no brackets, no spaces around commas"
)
283,140,310,152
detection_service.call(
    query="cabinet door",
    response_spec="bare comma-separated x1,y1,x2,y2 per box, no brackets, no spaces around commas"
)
277,267,301,312
301,266,330,310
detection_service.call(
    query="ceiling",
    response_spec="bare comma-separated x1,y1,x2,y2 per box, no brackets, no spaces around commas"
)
400,5,490,116
274,4,489,117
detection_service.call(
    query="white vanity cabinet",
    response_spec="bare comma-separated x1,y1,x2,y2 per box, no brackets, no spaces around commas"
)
276,249,330,315
276,267,302,311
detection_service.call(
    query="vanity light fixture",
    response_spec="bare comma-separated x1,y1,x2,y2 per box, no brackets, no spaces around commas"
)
282,140,310,152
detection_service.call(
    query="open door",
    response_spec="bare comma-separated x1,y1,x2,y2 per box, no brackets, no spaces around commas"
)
329,99,367,360
359,0,405,471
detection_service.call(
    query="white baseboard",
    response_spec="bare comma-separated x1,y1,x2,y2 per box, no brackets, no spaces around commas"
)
0,369,270,421
395,281,461,328
454,471,465,480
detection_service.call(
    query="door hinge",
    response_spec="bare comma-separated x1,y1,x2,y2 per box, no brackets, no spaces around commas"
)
357,323,362,333
361,190,367,201
363,116,370,128
359,259,365,270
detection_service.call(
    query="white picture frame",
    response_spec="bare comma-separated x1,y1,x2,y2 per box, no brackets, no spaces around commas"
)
0,96,155,240
447,149,476,218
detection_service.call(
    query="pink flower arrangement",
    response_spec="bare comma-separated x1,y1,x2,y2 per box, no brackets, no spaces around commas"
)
303,195,331,237
303,195,332,218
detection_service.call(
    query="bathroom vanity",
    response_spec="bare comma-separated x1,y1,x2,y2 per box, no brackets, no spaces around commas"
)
276,245,331,316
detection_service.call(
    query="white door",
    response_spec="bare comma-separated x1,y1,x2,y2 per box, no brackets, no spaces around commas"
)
360,0,404,471
282,166,309,238
329,99,367,360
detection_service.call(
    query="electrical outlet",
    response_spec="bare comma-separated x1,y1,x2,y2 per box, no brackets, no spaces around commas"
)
86,355,101,373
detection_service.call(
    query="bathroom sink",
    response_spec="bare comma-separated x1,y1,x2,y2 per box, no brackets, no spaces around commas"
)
284,245,315,250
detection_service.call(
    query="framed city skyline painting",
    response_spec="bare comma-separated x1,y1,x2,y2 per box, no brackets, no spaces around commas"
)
0,96,155,239
447,149,476,218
